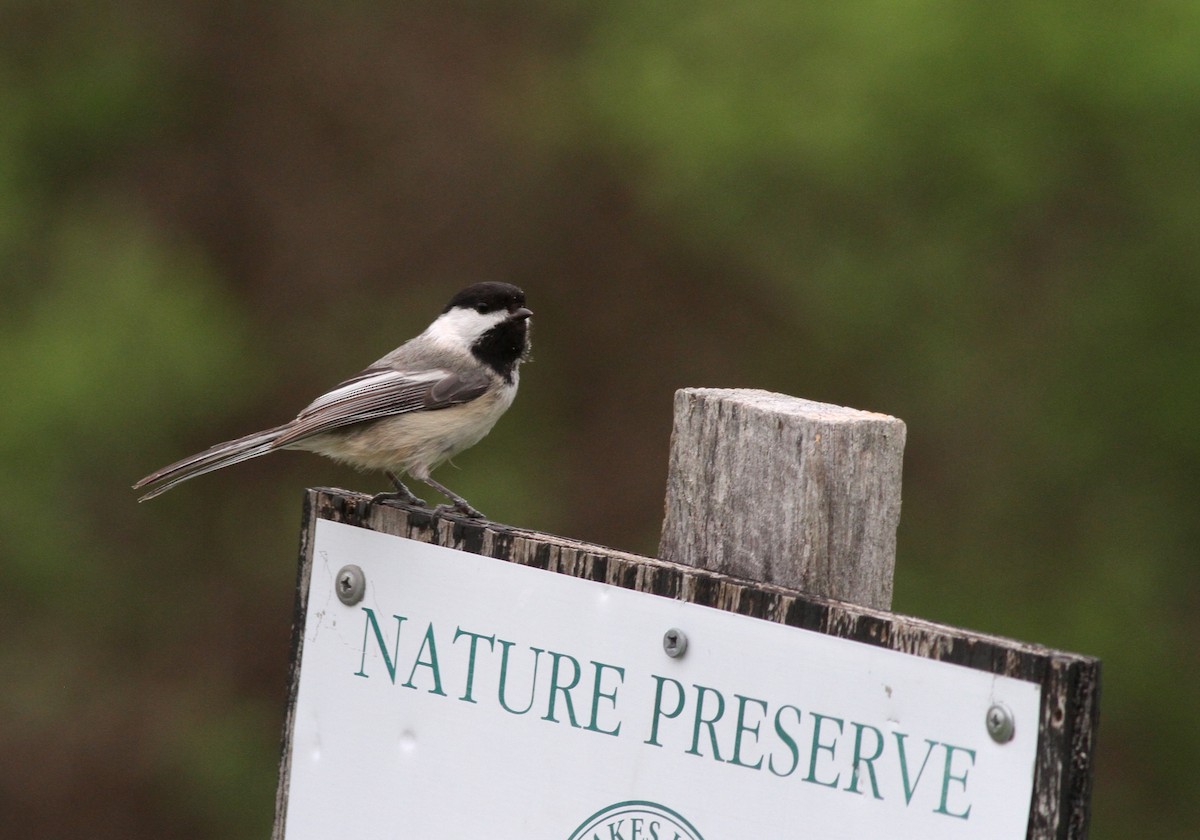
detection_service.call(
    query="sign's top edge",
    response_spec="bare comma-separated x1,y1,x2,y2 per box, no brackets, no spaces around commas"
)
304,486,1100,672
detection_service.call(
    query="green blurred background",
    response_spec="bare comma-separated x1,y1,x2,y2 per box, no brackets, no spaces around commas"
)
3,1,1196,836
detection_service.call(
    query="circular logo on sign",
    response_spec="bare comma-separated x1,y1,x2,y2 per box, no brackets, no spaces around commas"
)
568,801,705,840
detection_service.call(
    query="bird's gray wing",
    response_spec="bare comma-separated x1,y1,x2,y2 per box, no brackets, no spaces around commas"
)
272,366,491,448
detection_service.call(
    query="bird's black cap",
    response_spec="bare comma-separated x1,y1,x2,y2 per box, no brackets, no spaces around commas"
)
444,282,527,315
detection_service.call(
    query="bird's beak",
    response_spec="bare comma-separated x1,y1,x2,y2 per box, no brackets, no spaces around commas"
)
510,307,533,320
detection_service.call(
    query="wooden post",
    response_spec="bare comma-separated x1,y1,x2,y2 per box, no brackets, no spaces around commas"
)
659,388,906,610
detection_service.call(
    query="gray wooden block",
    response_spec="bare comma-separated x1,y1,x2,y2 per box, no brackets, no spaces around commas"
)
658,388,906,610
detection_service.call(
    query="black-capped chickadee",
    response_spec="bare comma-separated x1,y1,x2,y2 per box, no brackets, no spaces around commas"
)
134,282,532,518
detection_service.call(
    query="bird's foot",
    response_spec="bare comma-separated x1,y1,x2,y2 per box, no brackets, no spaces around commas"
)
420,475,486,519
374,472,427,507
434,502,486,519
372,490,428,507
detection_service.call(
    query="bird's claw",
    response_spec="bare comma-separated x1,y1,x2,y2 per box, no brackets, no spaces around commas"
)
371,490,427,507
434,503,486,519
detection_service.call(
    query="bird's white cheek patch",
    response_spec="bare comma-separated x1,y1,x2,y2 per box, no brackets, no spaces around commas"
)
424,308,507,349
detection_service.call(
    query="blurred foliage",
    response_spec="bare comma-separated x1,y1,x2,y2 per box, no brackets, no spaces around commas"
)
1,1,1197,837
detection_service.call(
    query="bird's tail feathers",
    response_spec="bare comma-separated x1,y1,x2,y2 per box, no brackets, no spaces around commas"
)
133,426,287,502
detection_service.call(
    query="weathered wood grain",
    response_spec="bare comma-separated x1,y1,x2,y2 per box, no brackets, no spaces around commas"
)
658,388,906,610
274,488,1098,840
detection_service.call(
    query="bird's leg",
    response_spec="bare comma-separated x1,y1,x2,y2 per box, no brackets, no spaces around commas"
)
371,471,427,507
422,476,485,519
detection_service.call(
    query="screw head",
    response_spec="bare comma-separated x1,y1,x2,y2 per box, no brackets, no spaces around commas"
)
986,702,1015,743
662,628,688,658
335,564,366,606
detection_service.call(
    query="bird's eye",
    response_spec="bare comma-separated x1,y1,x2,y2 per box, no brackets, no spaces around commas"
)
475,303,489,314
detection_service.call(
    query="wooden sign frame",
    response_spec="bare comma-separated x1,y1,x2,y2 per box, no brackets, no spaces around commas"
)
273,487,1099,840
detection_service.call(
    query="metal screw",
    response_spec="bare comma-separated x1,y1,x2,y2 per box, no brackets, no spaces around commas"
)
335,564,366,606
986,702,1015,743
663,628,688,658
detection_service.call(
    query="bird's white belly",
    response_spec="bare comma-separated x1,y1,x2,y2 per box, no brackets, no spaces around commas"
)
299,383,516,478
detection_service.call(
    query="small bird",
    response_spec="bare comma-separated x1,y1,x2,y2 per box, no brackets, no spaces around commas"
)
134,282,532,518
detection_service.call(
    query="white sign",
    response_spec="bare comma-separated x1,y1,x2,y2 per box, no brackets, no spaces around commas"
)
281,519,1041,839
